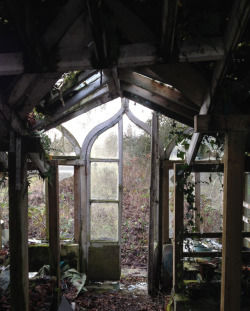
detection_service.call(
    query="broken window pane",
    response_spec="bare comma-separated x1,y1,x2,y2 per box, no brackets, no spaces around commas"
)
91,162,118,200
91,125,118,159
90,203,118,241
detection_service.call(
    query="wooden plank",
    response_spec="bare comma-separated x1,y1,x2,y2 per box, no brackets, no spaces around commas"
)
220,132,246,311
184,251,221,258
57,42,158,72
179,37,224,62
48,160,60,307
8,139,29,311
122,82,194,119
173,163,184,293
195,114,250,133
119,69,198,111
161,160,170,244
74,166,81,243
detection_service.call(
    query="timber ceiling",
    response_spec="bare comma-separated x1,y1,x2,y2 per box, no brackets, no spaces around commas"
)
0,0,250,163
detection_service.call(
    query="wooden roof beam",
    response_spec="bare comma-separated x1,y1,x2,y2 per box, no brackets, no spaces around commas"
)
33,85,111,130
87,0,107,66
138,64,208,107
121,82,195,121
178,38,224,62
43,92,118,132
119,69,198,111
123,92,193,127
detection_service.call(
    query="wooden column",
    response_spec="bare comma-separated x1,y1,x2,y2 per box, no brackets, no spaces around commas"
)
148,112,160,296
195,172,201,232
80,165,88,273
8,137,29,311
74,166,81,243
220,132,246,311
161,161,170,244
173,163,184,293
45,179,49,240
48,160,60,307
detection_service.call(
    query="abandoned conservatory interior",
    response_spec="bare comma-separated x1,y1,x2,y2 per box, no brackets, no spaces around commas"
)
0,0,250,310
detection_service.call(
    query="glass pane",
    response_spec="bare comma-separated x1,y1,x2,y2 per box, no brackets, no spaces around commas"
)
91,125,118,159
199,173,223,232
91,162,118,200
63,98,121,146
91,203,118,241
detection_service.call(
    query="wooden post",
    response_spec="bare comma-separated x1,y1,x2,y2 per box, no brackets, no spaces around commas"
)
173,163,184,293
48,160,60,308
161,161,170,244
45,179,49,240
220,132,246,311
74,166,81,243
195,172,201,232
80,165,88,273
148,112,160,296
8,137,29,311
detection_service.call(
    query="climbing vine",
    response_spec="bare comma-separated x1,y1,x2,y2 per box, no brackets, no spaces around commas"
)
170,120,224,234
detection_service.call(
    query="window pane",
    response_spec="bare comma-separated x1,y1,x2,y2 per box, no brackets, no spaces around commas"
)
91,203,118,241
91,125,118,159
91,162,118,200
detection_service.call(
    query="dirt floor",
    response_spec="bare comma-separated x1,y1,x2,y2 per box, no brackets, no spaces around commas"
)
0,268,170,310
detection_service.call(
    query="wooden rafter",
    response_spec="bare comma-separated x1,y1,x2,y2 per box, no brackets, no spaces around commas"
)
36,91,116,132
121,82,195,120
161,0,178,61
119,69,198,111
134,64,208,107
